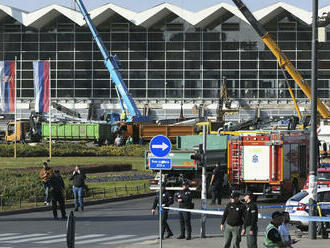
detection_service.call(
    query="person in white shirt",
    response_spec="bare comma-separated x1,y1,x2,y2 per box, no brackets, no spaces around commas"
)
278,211,297,248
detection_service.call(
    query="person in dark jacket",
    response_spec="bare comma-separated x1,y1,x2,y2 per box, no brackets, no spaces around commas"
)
241,192,258,248
69,165,86,211
49,170,67,220
176,181,193,240
151,184,174,239
209,163,225,205
221,191,246,248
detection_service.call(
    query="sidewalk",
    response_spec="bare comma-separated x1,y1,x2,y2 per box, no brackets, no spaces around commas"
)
126,233,330,248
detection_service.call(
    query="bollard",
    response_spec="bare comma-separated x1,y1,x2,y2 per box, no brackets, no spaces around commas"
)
35,195,37,207
66,211,75,248
144,183,146,192
125,185,128,195
114,187,118,197
19,198,22,208
92,188,94,199
103,188,106,199
136,185,139,193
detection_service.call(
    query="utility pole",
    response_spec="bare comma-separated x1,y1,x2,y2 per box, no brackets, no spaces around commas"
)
308,0,318,240
200,125,207,238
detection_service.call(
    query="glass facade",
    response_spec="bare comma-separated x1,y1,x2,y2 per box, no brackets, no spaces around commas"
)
1,10,330,102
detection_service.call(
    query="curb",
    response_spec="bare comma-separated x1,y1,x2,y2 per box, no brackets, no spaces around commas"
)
0,192,154,216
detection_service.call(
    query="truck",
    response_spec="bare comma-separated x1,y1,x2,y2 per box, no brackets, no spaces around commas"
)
6,121,114,144
145,135,227,191
227,130,310,198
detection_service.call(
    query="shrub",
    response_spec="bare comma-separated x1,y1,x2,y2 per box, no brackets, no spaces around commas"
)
0,143,147,157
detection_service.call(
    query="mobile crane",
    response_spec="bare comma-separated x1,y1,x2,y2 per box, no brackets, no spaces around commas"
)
231,0,330,120
74,0,150,124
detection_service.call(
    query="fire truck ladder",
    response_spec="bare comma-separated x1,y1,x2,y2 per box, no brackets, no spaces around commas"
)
231,139,242,185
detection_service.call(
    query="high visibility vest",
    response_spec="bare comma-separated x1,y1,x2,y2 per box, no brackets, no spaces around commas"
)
120,112,127,121
263,223,283,248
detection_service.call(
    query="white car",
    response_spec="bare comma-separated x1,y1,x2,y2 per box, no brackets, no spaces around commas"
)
285,188,330,230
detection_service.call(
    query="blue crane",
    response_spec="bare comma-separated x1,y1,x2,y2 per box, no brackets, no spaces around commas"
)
74,0,150,123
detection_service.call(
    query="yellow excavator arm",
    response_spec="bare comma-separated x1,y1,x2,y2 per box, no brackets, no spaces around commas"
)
232,0,330,119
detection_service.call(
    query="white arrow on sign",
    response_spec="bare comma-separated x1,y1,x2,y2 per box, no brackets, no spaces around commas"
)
152,142,169,151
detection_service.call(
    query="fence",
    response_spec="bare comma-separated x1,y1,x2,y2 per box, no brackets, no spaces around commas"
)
0,182,151,212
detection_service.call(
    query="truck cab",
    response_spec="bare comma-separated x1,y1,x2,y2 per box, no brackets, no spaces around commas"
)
5,120,31,142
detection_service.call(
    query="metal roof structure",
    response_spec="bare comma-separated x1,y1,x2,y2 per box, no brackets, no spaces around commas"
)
0,1,329,28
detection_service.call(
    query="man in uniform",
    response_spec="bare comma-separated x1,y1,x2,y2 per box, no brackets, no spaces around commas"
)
221,192,246,248
263,211,291,248
242,192,258,248
209,163,225,205
151,184,174,239
176,181,193,240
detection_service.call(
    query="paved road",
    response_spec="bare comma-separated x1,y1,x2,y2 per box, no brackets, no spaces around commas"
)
0,196,320,248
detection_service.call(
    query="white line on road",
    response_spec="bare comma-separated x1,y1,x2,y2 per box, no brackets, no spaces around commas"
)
103,235,158,245
36,234,106,244
0,234,46,242
0,234,18,237
75,235,136,244
6,234,66,244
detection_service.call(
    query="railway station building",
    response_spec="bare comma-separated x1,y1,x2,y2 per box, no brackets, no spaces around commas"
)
0,2,330,120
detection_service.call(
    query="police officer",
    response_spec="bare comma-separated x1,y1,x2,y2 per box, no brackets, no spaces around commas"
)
209,163,225,205
151,184,174,239
221,191,246,248
242,192,258,248
176,181,193,240
263,211,291,248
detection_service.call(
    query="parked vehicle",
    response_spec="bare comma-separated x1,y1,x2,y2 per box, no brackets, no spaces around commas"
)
227,130,309,198
304,167,330,190
285,188,330,231
145,134,227,192
6,120,114,145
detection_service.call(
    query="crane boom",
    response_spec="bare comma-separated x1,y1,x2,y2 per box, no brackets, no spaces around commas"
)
74,0,150,122
232,0,330,119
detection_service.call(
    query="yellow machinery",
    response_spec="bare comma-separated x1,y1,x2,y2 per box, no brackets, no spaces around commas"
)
195,121,222,135
5,121,30,142
232,0,330,120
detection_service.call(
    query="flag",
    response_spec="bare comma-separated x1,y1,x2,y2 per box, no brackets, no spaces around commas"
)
33,61,50,113
0,61,15,112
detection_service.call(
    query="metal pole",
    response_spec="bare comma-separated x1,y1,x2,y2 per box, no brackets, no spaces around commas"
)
159,169,162,248
308,0,318,240
14,57,17,158
48,58,52,160
201,125,207,238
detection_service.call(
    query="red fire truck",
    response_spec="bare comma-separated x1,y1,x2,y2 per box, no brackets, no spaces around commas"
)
227,130,309,198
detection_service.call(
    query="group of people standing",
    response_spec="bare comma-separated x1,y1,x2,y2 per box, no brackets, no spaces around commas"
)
152,183,296,248
39,162,86,220
151,181,193,240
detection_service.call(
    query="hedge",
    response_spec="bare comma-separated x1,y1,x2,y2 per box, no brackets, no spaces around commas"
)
0,164,133,200
0,143,148,157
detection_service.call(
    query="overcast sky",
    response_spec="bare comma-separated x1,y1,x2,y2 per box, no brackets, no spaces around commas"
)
0,0,329,12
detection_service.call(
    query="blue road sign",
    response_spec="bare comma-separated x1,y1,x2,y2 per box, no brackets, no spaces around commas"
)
150,135,171,157
149,158,172,170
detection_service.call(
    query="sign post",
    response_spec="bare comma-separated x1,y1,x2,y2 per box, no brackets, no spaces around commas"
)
149,135,172,248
